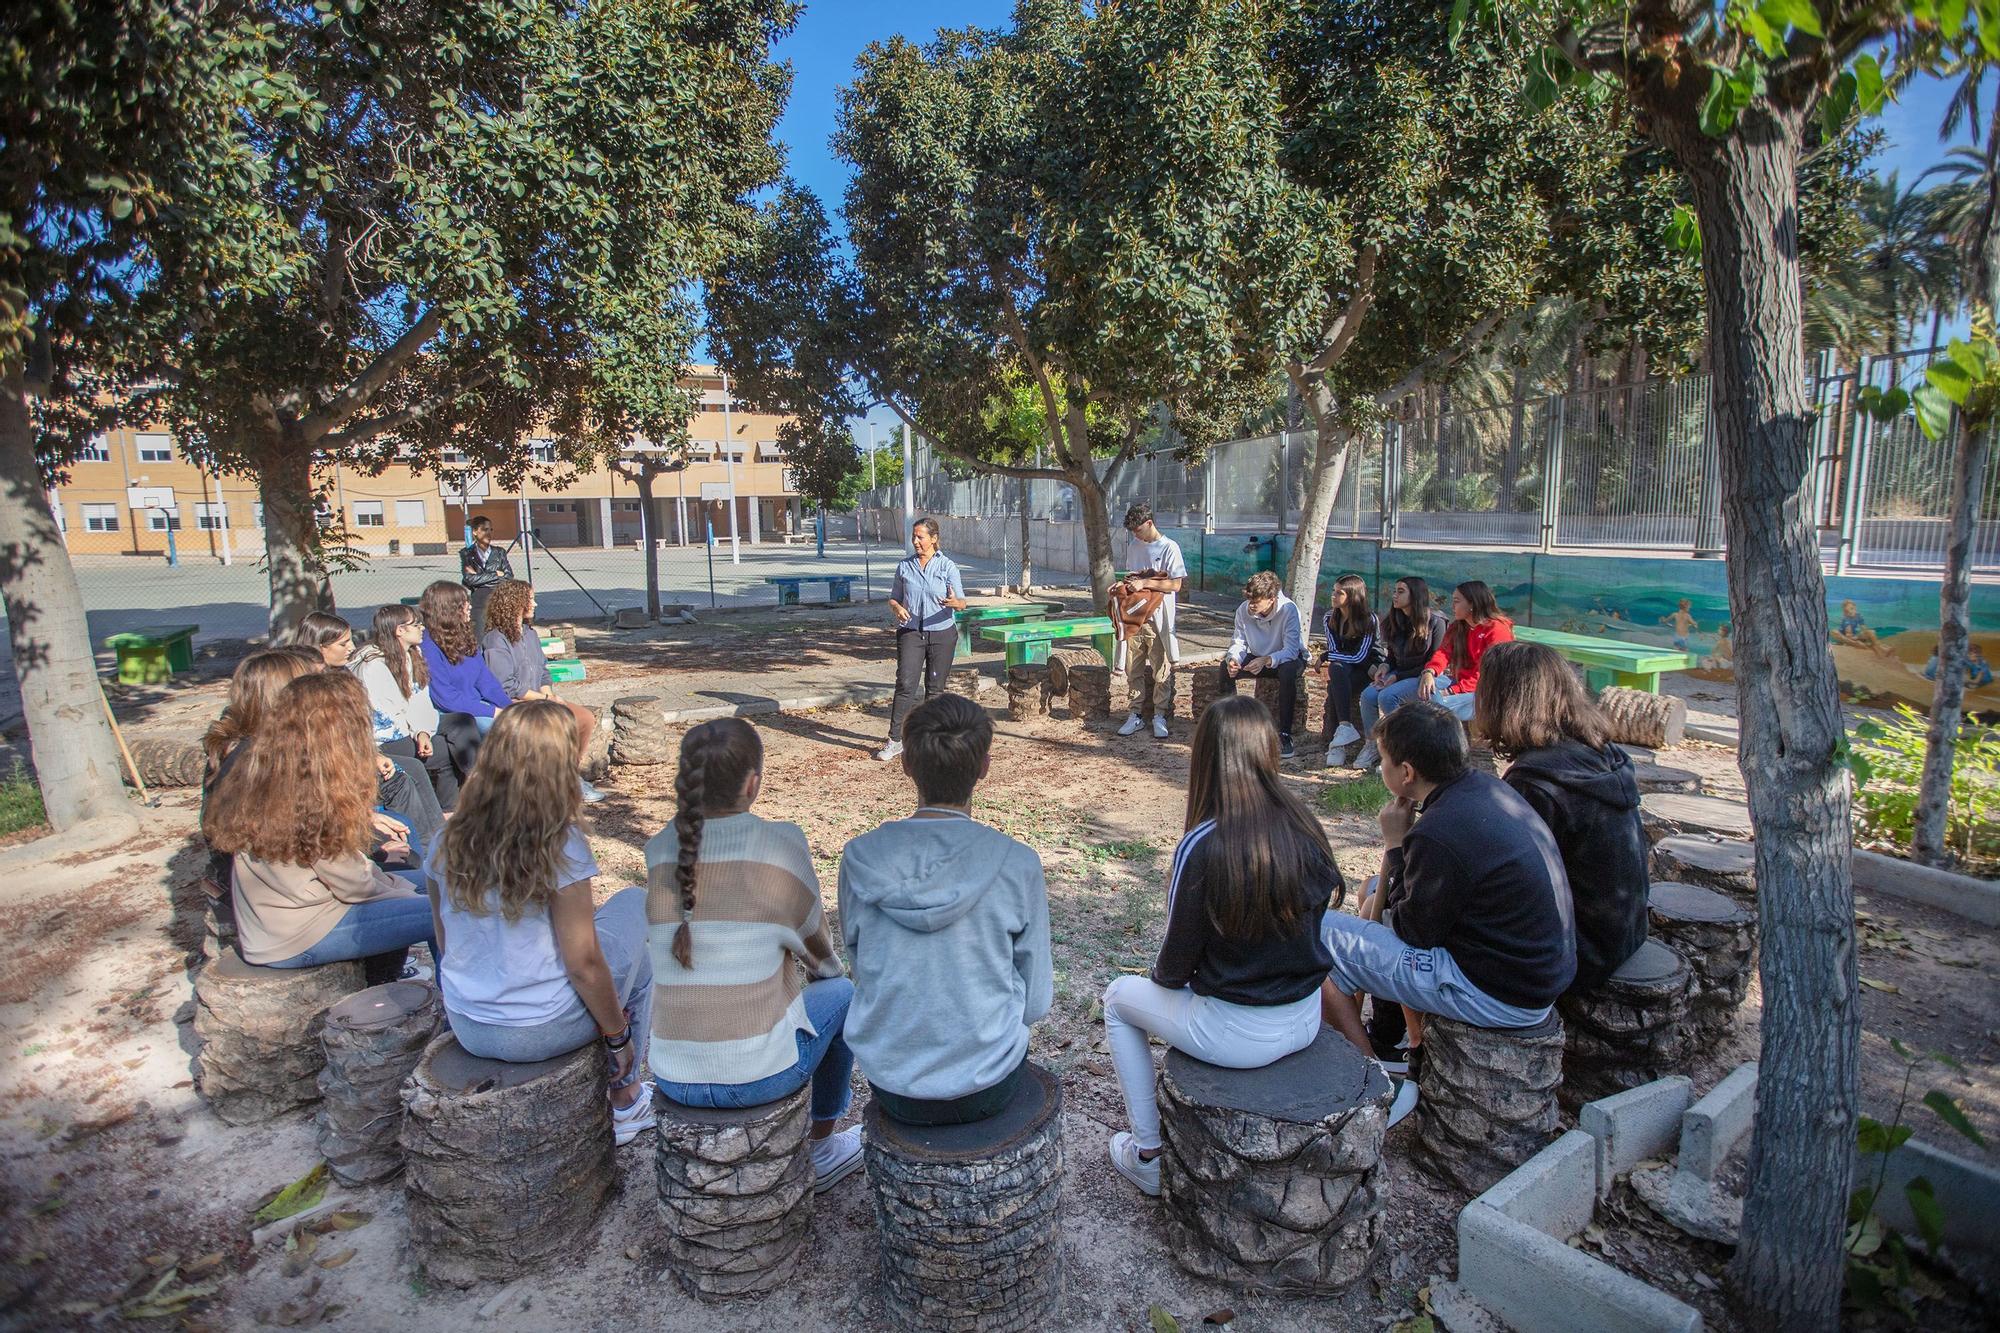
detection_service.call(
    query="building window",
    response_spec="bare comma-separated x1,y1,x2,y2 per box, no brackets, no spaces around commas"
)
135,432,174,463
252,502,265,529
396,499,427,527
352,501,384,527
613,500,640,513
76,436,111,463
539,502,571,514
756,441,784,461
82,503,119,532
146,507,182,531
195,503,228,530
442,449,469,465
530,440,556,463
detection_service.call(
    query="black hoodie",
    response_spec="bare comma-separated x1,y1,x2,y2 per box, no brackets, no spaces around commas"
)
1502,741,1649,992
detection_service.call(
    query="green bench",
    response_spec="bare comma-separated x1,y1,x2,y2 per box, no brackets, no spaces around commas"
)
105,624,199,684
978,616,1117,669
953,602,1065,660
1514,625,1696,694
547,658,586,684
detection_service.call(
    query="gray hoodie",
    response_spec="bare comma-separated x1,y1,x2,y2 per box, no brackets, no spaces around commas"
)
837,813,1053,1100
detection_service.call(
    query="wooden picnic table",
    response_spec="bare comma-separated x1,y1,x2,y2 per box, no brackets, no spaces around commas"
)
952,602,1065,660
1514,625,1696,694
764,574,854,606
978,616,1117,669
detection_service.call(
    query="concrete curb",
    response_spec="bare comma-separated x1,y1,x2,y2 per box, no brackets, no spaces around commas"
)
1863,1136,2000,1253
1683,721,1739,747
1851,848,2000,927
649,674,997,726
1579,1077,1691,1199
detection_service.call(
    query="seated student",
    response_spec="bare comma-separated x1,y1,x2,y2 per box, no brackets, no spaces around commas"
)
1354,577,1449,769
419,580,511,759
204,672,437,982
1422,580,1514,723
1476,643,1647,991
839,693,1053,1125
1319,702,1575,1110
481,580,604,804
1219,571,1306,758
1322,572,1384,768
293,611,357,669
1101,695,1342,1196
200,649,321,903
425,700,656,1145
644,718,864,1189
351,603,461,808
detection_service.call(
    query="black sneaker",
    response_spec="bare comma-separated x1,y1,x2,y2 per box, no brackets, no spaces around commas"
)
1372,1041,1410,1076
1279,734,1296,760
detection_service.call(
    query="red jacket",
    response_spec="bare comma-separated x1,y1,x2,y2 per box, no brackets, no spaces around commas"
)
1427,617,1514,695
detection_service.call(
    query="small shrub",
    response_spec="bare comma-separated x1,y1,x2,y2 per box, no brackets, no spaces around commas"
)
1849,706,2000,871
0,762,46,838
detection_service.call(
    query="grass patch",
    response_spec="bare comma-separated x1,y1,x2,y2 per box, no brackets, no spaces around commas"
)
0,762,46,837
1318,773,1389,816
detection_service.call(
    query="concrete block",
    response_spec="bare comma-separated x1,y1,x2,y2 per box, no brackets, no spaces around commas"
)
1474,1129,1598,1241
1852,848,2000,927
1679,1063,1758,1184
1580,1076,1692,1198
1457,1203,1703,1333
1862,1136,2000,1254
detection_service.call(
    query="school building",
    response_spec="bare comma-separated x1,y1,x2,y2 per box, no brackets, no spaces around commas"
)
48,368,811,560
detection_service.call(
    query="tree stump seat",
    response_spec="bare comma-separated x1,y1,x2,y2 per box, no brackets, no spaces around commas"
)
193,951,365,1126
1640,793,1755,843
1006,662,1053,720
863,1062,1065,1333
1557,938,1692,1110
1651,835,1757,899
654,1087,814,1300
1647,882,1757,1047
945,666,989,698
316,981,443,1185
1409,1010,1565,1194
1158,1030,1392,1294
1184,658,1307,733
1048,646,1111,719
609,694,669,765
1629,760,1703,794
399,1034,616,1288
1597,686,1687,748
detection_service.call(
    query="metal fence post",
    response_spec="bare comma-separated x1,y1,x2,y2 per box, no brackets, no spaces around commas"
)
1835,355,1873,575
1691,378,1725,558
1380,423,1400,547
1540,394,1564,553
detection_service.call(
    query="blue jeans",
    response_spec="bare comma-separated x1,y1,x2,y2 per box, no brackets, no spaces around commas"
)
265,892,437,969
1359,674,1452,737
1436,690,1477,721
656,977,855,1124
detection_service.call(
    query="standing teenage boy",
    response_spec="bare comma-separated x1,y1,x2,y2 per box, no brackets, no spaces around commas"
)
1219,570,1306,757
1115,503,1187,740
839,693,1054,1125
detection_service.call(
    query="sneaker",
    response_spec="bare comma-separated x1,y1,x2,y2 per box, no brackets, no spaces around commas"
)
1385,1076,1419,1129
1329,722,1361,748
399,959,434,984
1324,744,1351,769
611,1083,657,1146
579,777,607,805
1118,713,1145,737
1151,716,1169,741
1353,741,1380,770
1279,735,1296,760
1371,1037,1410,1076
810,1126,865,1193
1107,1131,1162,1197
876,740,903,762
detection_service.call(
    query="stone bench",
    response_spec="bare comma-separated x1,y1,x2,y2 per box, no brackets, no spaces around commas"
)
1648,882,1757,1048
399,1035,617,1288
1410,1011,1566,1194
316,981,442,1186
864,1063,1065,1333
654,1087,814,1300
193,951,365,1126
1158,1030,1391,1293
1651,835,1757,899
1558,939,1692,1111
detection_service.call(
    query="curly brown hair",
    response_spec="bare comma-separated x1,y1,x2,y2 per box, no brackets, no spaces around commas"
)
483,580,533,642
436,701,585,923
202,672,378,865
419,580,479,664
201,650,317,778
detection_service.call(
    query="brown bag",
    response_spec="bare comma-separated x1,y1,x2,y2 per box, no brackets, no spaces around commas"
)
1107,575,1167,643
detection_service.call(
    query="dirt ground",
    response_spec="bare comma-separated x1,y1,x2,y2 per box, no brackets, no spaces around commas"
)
1,608,1996,1332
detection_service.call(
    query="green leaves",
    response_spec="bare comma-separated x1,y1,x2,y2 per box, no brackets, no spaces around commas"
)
1699,62,1765,137
251,1163,328,1225
1664,204,1701,256
1921,1089,1988,1147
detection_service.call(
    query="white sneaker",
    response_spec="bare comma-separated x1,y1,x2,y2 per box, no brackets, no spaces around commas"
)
1329,722,1360,748
1117,714,1144,737
1354,741,1380,770
611,1083,657,1146
1324,744,1351,769
578,777,607,805
1108,1131,1162,1197
1385,1076,1418,1129
876,740,903,762
810,1126,865,1192
1151,716,1169,740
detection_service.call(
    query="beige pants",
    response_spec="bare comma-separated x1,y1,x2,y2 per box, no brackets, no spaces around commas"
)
1125,623,1173,717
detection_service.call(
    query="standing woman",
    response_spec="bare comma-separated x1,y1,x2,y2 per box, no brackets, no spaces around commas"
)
425,701,657,1145
292,612,357,668
1424,580,1514,722
351,604,461,808
460,514,514,634
481,580,604,803
1321,573,1384,768
419,579,511,783
1099,695,1344,1196
878,516,966,763
1354,577,1449,770
204,672,437,981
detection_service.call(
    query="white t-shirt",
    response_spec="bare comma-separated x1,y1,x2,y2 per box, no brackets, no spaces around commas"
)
429,825,599,1027
1124,534,1188,660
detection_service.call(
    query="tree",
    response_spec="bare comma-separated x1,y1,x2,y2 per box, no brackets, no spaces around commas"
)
1854,172,1961,353
142,0,797,638
611,445,690,622
1,0,292,830
1480,1,1998,1322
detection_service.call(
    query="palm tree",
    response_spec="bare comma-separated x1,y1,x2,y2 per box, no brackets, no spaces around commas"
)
1854,173,1962,360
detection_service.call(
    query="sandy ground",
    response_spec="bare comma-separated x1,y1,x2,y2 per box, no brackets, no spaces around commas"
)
0,601,1996,1332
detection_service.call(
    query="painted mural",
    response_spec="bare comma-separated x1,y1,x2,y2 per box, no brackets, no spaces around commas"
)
1164,529,2000,716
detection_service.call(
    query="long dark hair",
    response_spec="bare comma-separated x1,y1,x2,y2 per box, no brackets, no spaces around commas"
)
419,580,478,664
1384,576,1437,651
1331,573,1371,641
291,611,352,651
365,603,429,699
1442,579,1508,676
1182,695,1343,938
1473,642,1612,758
664,718,764,968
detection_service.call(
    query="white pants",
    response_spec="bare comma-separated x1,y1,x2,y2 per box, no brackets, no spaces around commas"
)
1102,975,1321,1150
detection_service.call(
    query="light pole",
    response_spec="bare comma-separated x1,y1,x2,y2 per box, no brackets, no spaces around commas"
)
721,370,742,564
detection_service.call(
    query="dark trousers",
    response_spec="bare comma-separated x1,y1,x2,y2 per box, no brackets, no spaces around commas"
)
871,1059,1025,1127
1218,657,1303,738
468,585,496,639
381,735,460,810
378,758,444,844
433,712,487,785
889,626,958,741
1322,662,1369,737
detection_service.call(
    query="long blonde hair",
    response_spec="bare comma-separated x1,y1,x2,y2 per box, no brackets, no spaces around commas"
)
437,701,584,921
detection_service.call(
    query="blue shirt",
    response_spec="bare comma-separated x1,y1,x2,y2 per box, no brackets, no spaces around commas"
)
892,552,964,632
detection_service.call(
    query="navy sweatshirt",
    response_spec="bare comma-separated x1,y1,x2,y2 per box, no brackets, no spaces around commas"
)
1504,741,1649,991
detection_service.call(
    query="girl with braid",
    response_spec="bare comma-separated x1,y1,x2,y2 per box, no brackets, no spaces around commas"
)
644,718,863,1191
424,701,657,1145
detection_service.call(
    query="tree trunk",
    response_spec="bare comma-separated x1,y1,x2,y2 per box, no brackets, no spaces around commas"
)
1664,106,1858,1328
1069,462,1118,610
0,366,134,831
258,444,329,641
636,467,662,620
1017,483,1033,594
1281,387,1352,635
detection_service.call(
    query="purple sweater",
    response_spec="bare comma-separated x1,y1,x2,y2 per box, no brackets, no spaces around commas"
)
422,633,511,718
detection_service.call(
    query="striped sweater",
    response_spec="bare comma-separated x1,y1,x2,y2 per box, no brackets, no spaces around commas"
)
643,811,844,1086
